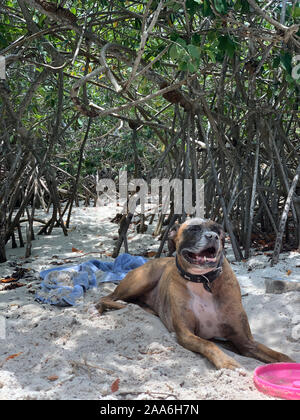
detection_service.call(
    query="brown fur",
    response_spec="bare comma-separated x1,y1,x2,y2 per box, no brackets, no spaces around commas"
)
96,219,294,369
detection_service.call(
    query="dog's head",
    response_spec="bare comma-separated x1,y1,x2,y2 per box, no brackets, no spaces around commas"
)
168,218,225,274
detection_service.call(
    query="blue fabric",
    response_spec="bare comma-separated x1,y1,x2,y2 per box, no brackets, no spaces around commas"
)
35,253,147,306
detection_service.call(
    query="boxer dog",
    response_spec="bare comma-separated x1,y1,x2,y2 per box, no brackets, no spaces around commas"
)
96,218,294,369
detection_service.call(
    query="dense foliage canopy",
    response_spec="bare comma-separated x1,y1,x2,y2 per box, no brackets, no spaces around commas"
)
0,0,299,263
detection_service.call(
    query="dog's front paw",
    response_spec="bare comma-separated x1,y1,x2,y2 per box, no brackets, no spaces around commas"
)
276,354,296,363
215,356,242,371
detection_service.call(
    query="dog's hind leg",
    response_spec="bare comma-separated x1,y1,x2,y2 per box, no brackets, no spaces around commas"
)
95,293,127,314
95,259,170,315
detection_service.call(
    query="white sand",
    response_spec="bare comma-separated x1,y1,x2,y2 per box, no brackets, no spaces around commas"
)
0,204,299,400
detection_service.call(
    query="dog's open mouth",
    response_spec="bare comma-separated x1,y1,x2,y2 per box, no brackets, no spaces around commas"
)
182,246,218,265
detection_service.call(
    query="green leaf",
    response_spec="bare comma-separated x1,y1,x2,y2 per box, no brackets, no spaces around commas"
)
214,0,228,14
178,61,188,71
38,15,46,26
207,30,217,42
176,37,187,48
218,35,236,58
187,44,201,59
206,48,216,63
164,1,181,12
234,0,250,13
286,74,295,84
202,0,213,16
280,52,292,74
134,18,142,29
169,44,180,60
272,56,280,69
234,0,241,12
186,0,201,15
170,31,179,42
191,34,201,46
0,33,7,48
241,1,250,13
187,61,197,72
292,6,300,19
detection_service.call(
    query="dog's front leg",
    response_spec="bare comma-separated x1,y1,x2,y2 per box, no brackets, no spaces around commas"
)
234,339,295,364
228,311,295,364
174,321,241,370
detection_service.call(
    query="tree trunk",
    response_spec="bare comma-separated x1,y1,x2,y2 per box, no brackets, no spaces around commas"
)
271,163,300,266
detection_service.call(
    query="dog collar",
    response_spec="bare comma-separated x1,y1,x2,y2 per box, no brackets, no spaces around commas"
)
175,254,223,293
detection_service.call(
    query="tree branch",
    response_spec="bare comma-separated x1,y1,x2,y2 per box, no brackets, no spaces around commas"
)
247,0,299,42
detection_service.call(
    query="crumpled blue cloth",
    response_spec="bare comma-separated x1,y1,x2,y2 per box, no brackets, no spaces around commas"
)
35,253,147,306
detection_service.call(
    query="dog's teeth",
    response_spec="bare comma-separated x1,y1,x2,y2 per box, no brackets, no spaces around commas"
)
204,256,207,262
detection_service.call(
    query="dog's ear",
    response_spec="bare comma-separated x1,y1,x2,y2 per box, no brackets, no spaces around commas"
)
211,221,226,249
167,224,180,255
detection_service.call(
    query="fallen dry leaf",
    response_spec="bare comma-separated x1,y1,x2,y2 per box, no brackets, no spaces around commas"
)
47,375,59,382
2,282,25,290
72,247,83,253
6,352,22,361
146,251,157,258
111,378,120,393
287,270,292,276
0,277,16,283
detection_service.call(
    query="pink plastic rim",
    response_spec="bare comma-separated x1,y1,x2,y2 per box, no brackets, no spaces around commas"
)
254,363,300,400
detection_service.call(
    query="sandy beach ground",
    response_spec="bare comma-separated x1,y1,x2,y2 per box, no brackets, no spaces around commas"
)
0,204,299,400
